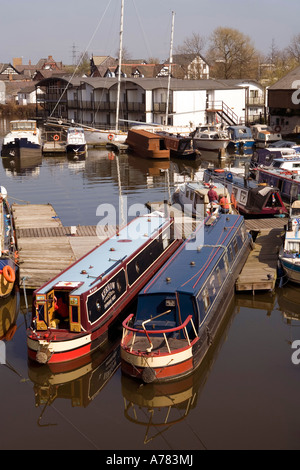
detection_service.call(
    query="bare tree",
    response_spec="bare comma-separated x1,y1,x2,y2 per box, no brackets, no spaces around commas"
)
175,32,206,56
287,33,300,63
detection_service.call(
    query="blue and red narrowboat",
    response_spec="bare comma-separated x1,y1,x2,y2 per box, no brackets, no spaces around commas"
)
27,213,182,365
121,213,251,383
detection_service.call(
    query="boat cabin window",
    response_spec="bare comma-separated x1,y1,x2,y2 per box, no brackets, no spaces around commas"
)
287,242,300,253
216,266,222,286
202,287,210,312
11,121,36,131
224,253,229,273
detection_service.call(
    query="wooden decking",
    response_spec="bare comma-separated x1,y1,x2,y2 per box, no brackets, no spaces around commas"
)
236,218,287,293
12,204,116,290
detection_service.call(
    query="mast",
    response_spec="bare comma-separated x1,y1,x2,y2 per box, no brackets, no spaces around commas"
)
116,0,124,132
165,11,175,126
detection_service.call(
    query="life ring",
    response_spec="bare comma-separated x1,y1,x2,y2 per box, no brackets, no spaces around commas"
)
2,265,15,284
53,134,60,141
108,134,114,141
275,126,281,133
214,169,225,173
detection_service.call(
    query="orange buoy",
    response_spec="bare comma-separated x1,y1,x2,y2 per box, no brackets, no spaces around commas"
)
2,265,15,284
53,134,60,141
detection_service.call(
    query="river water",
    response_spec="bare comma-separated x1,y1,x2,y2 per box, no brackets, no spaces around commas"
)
0,118,299,451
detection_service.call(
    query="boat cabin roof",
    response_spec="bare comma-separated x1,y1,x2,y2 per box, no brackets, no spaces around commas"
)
36,214,170,296
140,214,244,298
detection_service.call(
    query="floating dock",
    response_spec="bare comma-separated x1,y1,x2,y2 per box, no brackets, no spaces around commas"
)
12,204,116,290
236,218,287,293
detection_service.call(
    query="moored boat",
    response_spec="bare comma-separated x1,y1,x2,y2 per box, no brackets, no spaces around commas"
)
191,125,230,151
66,127,87,155
251,124,281,148
227,125,254,151
126,128,170,160
121,213,251,383
27,213,182,365
279,201,300,284
156,132,201,160
1,120,42,158
172,179,234,219
255,166,300,203
203,168,288,218
0,186,18,298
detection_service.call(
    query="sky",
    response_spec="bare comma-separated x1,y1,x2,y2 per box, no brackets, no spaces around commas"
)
0,0,299,65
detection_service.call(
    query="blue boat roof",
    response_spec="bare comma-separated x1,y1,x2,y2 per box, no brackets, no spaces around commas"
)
140,214,244,297
204,169,264,190
37,214,169,296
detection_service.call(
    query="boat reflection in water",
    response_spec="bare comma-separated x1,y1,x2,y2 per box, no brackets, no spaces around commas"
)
28,332,121,424
122,299,238,446
0,288,20,342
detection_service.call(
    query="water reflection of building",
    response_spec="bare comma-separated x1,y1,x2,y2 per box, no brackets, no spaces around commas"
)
121,300,238,445
28,336,120,425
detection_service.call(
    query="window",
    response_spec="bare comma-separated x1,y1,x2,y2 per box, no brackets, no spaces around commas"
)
202,288,210,311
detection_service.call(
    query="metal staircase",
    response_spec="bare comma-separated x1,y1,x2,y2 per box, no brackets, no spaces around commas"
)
206,101,238,126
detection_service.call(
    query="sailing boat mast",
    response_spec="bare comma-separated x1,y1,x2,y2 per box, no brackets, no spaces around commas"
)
165,11,175,125
116,0,124,133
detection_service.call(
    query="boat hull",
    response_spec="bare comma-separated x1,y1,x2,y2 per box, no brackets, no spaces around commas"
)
1,139,41,158
193,139,229,151
280,258,300,284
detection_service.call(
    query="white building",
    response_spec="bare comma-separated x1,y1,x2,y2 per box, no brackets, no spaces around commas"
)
36,76,247,127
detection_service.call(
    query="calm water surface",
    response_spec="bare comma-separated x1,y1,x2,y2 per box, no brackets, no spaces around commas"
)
0,119,299,451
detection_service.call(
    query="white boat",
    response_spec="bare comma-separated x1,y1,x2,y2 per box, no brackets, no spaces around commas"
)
191,125,230,151
1,120,42,157
66,127,87,155
270,156,300,174
279,201,300,284
251,124,281,148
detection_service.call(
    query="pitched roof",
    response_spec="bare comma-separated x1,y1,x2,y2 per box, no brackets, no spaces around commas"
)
269,65,300,90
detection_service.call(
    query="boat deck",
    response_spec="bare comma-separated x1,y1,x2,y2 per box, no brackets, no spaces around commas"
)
125,335,190,355
12,203,116,290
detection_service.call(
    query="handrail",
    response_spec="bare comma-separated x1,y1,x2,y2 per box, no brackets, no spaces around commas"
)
122,313,193,335
122,313,197,355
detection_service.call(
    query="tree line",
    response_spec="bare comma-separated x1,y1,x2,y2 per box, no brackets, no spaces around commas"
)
175,27,300,83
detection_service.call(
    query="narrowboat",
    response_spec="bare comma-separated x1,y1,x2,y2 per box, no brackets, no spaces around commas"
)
27,213,182,365
255,166,300,203
191,125,230,151
1,120,42,158
203,168,288,218
0,186,18,298
157,132,201,160
172,179,234,219
121,213,251,383
279,201,300,284
125,128,170,160
227,125,254,151
66,127,87,155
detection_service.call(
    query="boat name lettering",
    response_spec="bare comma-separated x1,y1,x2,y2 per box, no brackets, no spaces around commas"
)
102,282,116,301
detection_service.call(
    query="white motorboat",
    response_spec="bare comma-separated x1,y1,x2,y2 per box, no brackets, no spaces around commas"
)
1,120,42,157
66,127,87,155
191,125,230,151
